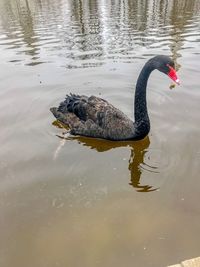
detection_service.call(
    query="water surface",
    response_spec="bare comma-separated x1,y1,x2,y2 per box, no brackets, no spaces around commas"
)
0,0,200,266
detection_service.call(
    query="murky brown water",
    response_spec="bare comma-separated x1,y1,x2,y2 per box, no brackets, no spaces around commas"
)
0,0,200,266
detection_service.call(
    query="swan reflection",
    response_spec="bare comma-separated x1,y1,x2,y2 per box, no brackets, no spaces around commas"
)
53,121,158,192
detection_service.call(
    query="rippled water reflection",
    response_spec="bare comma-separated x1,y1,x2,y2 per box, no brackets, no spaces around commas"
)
0,0,200,267
1,0,200,67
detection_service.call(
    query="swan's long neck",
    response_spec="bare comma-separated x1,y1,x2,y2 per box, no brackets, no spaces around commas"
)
134,61,154,125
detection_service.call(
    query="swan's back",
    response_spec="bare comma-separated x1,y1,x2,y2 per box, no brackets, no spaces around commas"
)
50,94,135,140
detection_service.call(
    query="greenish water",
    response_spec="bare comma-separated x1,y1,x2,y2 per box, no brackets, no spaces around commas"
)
0,0,200,266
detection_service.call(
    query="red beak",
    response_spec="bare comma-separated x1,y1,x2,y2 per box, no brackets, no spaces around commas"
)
167,65,180,85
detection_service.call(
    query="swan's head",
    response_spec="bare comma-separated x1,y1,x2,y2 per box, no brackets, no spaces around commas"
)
151,55,180,85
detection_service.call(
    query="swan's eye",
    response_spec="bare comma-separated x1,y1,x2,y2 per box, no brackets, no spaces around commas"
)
166,63,172,69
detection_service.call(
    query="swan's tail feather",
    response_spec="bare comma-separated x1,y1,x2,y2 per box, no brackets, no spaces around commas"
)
50,107,72,125
50,107,82,130
50,107,62,120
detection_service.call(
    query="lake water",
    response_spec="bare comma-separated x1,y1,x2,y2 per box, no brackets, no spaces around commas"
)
0,0,200,266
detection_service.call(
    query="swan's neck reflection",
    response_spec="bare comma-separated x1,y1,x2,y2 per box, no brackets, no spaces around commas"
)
53,122,157,192
128,139,157,192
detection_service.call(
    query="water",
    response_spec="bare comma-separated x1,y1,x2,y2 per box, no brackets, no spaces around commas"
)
0,0,200,266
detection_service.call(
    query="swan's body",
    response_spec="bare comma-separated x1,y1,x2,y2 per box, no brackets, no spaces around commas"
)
51,95,146,140
50,55,179,141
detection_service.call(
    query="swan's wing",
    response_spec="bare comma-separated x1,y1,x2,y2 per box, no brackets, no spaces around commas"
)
58,94,128,124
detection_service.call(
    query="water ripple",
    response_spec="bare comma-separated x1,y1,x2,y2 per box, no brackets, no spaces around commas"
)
0,0,199,68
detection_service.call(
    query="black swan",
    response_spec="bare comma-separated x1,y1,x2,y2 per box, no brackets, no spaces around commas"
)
50,55,180,141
